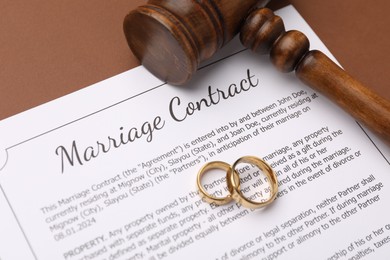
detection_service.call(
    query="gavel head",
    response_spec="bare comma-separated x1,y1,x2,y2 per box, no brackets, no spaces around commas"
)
123,0,269,85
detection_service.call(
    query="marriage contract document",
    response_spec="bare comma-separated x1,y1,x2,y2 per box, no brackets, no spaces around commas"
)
0,6,389,260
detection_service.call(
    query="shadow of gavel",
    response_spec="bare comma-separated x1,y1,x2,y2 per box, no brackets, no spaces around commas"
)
123,0,390,145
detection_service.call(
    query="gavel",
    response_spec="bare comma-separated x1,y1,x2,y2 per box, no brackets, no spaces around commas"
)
123,0,390,145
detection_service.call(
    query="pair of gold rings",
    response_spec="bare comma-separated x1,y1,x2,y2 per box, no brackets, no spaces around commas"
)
196,156,278,209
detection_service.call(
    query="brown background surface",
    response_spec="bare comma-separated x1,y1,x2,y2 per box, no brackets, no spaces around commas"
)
1,0,389,120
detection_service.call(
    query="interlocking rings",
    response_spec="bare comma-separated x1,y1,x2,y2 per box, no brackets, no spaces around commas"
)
197,156,278,209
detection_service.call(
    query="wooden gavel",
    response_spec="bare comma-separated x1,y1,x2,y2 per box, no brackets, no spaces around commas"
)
123,0,390,145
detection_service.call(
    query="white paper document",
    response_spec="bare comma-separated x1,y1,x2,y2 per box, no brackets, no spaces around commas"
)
0,6,389,260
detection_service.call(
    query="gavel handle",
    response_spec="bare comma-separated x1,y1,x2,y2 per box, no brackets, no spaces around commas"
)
241,8,390,145
296,51,390,144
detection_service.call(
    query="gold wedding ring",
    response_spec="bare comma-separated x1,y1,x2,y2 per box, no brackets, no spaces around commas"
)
228,156,278,209
197,156,278,209
197,161,238,205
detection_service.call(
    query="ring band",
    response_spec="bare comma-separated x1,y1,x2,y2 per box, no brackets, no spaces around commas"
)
197,161,239,205
228,156,278,209
196,156,278,209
